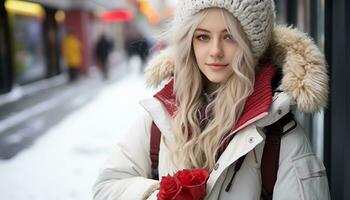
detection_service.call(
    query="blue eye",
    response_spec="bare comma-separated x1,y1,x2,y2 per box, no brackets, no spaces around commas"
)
196,35,209,41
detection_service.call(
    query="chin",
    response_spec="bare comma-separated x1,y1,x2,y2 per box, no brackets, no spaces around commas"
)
207,77,225,84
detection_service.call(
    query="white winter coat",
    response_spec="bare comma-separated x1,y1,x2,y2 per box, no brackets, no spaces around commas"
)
93,25,331,200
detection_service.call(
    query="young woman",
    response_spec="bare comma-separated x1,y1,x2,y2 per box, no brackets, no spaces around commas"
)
93,0,330,199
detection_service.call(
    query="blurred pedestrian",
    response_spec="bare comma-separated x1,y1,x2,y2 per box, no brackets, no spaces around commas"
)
94,33,113,80
123,23,150,70
62,30,82,82
93,0,330,199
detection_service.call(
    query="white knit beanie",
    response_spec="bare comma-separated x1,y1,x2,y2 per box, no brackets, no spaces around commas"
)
174,0,276,59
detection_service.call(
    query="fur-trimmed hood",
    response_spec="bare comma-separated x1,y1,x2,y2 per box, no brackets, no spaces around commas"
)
144,25,329,113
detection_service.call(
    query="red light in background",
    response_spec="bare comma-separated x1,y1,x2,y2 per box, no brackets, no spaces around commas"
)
101,10,133,23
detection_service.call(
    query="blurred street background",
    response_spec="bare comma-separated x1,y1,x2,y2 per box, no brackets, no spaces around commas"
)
0,59,154,199
0,0,349,199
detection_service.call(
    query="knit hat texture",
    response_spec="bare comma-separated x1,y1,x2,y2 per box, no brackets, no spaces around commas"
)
174,0,276,59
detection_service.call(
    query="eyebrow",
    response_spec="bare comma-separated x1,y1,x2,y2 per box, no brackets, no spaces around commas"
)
195,28,228,33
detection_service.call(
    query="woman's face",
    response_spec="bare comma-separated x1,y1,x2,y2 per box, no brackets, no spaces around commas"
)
192,8,238,89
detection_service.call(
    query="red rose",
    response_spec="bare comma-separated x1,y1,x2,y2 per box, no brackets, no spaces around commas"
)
157,175,182,200
175,169,195,185
175,169,209,200
157,169,210,200
175,169,209,186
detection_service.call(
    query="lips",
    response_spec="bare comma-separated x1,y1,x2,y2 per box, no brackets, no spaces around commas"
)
205,63,228,69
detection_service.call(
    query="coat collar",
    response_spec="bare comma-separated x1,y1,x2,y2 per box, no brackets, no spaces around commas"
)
144,25,329,113
206,124,264,194
153,63,276,133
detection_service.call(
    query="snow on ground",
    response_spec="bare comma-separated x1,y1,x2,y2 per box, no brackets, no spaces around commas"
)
0,72,154,200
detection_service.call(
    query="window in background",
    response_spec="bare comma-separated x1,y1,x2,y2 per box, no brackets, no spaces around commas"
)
0,10,8,91
5,0,46,84
309,0,326,161
275,0,287,25
0,2,12,94
12,15,46,84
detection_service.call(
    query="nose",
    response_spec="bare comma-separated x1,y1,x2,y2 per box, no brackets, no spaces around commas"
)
209,39,224,58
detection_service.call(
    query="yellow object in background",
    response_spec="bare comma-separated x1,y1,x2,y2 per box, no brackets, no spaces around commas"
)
62,35,82,68
138,0,160,24
5,0,45,18
55,10,65,23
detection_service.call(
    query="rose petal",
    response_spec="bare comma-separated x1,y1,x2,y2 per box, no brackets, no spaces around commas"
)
158,175,181,200
175,169,209,186
175,170,195,185
160,169,209,200
182,184,207,200
191,169,210,185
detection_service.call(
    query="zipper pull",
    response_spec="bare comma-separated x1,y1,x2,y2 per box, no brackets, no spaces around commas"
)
253,149,258,164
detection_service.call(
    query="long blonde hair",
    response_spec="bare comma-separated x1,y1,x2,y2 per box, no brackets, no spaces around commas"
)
167,8,256,171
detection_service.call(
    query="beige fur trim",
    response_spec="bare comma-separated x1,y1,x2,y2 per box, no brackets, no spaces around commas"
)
144,25,329,113
144,48,174,87
267,26,329,113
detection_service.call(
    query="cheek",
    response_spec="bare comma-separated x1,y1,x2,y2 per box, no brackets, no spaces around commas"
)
225,45,238,58
193,44,207,63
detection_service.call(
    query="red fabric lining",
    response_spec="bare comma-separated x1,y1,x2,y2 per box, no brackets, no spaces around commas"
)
232,64,275,131
154,79,177,117
153,63,276,132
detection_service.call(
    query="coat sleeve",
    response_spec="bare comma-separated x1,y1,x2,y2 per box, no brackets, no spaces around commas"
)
93,105,159,200
273,123,331,200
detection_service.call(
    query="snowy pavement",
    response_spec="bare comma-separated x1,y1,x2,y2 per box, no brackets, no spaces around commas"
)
0,72,154,200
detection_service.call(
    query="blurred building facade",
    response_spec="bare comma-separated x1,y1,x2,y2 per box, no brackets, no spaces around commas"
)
0,0,90,93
